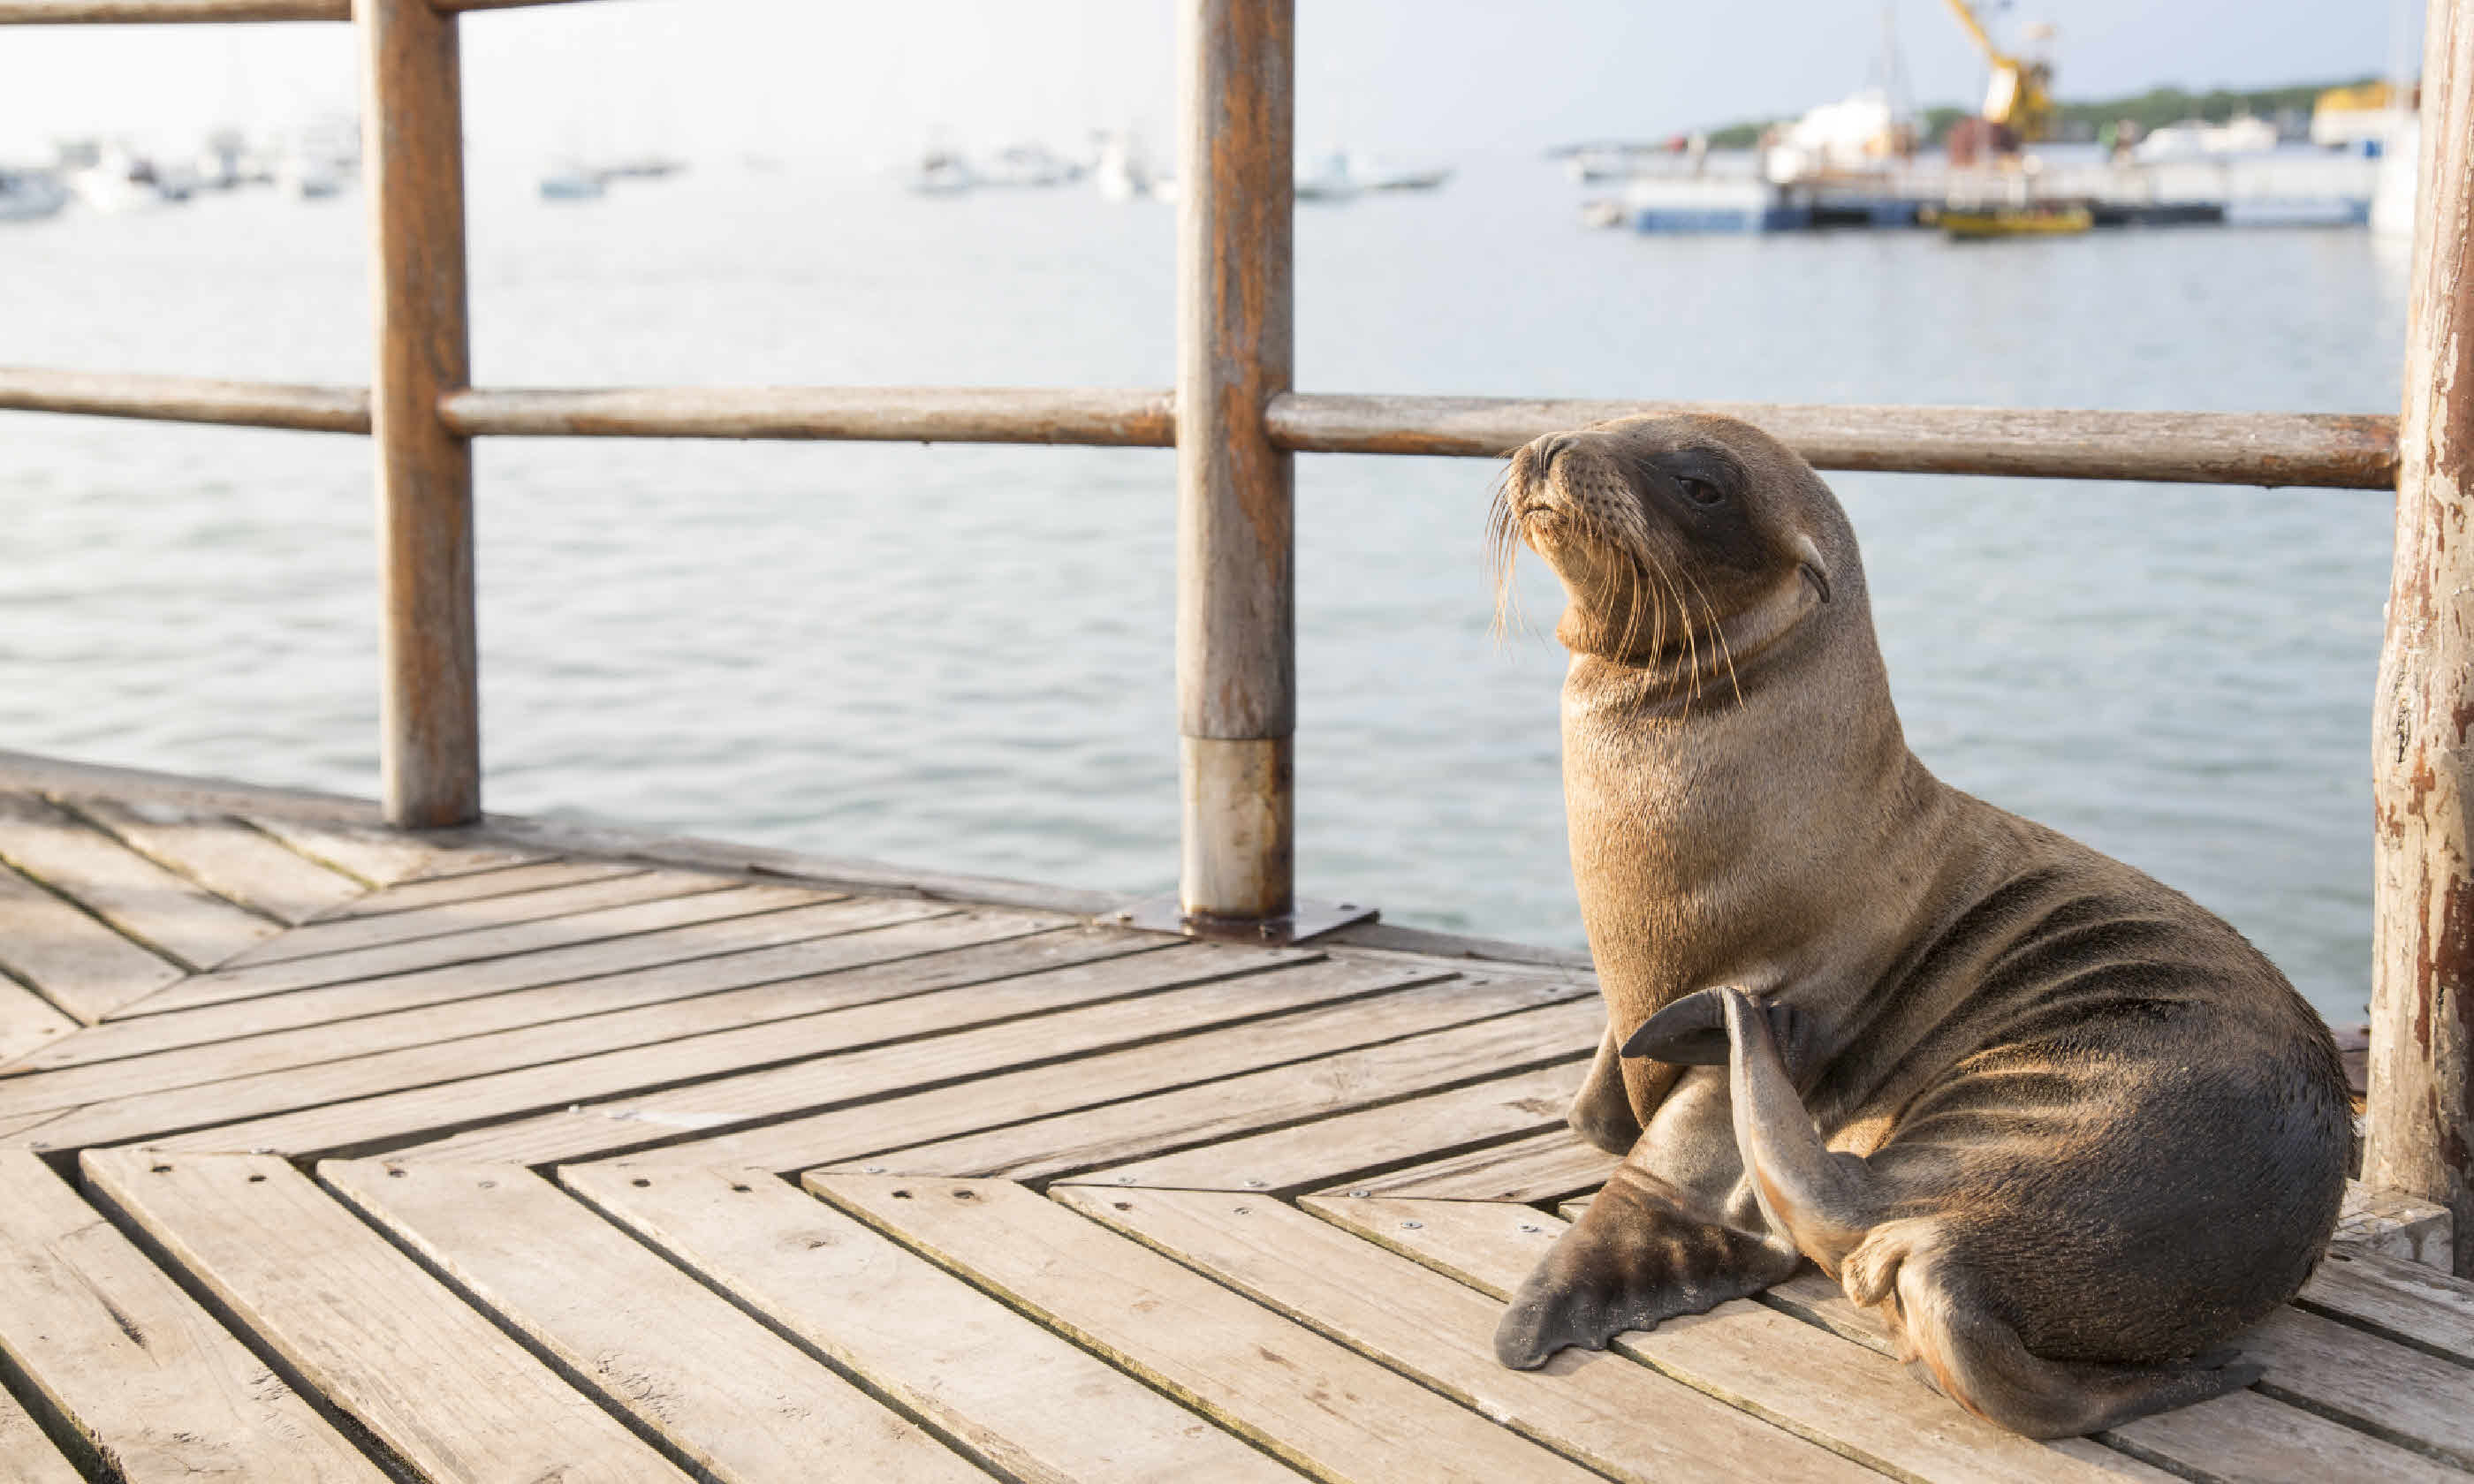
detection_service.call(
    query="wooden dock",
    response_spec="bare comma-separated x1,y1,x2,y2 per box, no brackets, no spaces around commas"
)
0,754,2463,1483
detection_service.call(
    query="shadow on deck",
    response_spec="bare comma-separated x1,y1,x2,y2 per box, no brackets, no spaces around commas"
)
0,751,2463,1482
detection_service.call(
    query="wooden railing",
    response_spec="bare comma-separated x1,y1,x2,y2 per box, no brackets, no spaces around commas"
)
5,0,2470,1274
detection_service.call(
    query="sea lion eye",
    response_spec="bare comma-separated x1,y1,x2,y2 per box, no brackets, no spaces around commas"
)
1678,474,1725,507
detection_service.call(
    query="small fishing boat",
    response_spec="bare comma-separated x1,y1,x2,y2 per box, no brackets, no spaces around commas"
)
1938,201,2092,239
0,168,68,223
538,165,605,201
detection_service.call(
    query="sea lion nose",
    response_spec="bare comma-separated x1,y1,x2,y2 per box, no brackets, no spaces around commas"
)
1535,434,1572,474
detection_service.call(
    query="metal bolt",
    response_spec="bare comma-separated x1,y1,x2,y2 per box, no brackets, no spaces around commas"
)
1518,1223,1541,1233
1233,1206,1251,1215
861,1165,886,1175
1349,1189,1371,1199
1118,1174,1137,1184
1244,1178,1268,1189
1400,1220,1424,1230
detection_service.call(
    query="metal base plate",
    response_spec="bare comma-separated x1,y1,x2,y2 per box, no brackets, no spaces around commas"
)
1109,894,1378,946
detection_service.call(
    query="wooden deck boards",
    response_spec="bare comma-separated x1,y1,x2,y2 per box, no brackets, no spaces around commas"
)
0,765,2468,1482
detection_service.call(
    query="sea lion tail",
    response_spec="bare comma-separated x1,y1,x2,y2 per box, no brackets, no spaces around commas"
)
1628,987,1878,1271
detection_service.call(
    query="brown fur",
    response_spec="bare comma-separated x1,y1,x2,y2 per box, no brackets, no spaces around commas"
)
1490,414,2350,1437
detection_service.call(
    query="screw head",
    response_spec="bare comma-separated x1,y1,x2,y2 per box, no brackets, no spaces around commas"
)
1518,1223,1541,1233
861,1165,886,1175
1348,1189,1370,1199
1400,1220,1424,1230
1117,1174,1137,1184
1244,1178,1267,1189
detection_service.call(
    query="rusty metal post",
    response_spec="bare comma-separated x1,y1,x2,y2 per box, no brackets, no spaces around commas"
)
1175,0,1294,923
359,0,479,827
2369,0,2474,1276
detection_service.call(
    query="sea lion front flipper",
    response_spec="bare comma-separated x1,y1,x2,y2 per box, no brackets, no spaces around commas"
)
1567,1021,1645,1155
1624,987,1817,1072
1492,1167,1797,1369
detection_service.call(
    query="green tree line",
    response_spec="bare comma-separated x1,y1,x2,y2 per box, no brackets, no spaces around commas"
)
1699,76,2381,149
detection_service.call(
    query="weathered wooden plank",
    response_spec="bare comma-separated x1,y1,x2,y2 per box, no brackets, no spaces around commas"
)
324,1159,983,1482
442,385,1179,444
608,975,1590,1176
147,943,1369,1159
813,1173,1599,1481
1060,1058,1584,1192
567,1162,1297,1482
1334,1125,1613,1202
314,856,637,920
0,793,279,970
216,865,687,967
39,889,946,1067
0,1374,80,1484
72,799,368,926
123,878,807,1015
1061,1185,1875,1483
83,1149,684,1481
0,900,988,1137
0,1150,380,1482
2370,0,2474,1276
409,960,1530,1169
1265,395,2400,488
2334,1178,2455,1267
1303,1196,2159,1483
862,1008,1587,1185
0,863,182,1023
245,814,533,887
1760,1269,2465,1483
0,904,1041,1121
2239,1302,2474,1465
0,977,77,1067
0,1108,60,1142
2298,1244,2474,1358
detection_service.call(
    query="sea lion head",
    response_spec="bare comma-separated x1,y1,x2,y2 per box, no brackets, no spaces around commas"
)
1491,413,1862,682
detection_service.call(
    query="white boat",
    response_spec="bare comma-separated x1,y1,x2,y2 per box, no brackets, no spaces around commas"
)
63,144,170,214
2133,115,2281,162
975,143,1080,188
0,169,67,223
539,165,605,201
908,150,973,195
1294,153,1360,203
1092,132,1156,201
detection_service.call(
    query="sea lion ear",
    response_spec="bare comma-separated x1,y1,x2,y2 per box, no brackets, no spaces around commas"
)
1793,534,1833,605
1623,988,1733,1064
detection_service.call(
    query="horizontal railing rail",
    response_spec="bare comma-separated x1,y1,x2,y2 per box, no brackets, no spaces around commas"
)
0,0,588,21
0,367,2401,488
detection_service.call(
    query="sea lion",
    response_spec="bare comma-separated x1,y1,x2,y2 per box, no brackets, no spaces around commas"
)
1487,413,2349,1438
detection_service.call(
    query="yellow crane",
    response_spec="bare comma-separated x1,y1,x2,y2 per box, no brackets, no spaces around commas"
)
1942,0,2057,143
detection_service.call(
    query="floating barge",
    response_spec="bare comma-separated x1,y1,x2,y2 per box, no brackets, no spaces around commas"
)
1613,150,2383,233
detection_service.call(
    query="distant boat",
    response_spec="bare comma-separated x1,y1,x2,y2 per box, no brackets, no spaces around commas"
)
1939,202,2092,239
908,150,973,196
278,155,345,201
1092,132,1157,201
0,169,67,223
2132,115,2280,162
1294,151,1451,203
539,166,605,201
975,143,1081,188
597,155,687,182
62,144,170,214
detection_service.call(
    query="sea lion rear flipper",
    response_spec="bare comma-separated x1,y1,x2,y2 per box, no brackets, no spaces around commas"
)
1623,987,1813,1068
1893,1249,2266,1437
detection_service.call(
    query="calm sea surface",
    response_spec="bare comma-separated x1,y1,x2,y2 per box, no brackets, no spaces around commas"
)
1,153,2406,1023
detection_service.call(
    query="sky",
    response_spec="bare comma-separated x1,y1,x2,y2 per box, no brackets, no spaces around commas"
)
0,0,2425,167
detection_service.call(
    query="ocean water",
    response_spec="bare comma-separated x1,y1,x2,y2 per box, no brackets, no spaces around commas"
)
0,153,2405,1024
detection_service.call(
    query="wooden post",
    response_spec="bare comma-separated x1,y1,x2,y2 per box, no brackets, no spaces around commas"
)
1175,0,1294,922
359,0,479,827
2370,0,2474,1276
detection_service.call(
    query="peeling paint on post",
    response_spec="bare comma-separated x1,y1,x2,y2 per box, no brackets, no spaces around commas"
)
2369,0,2474,1277
1175,0,1294,921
